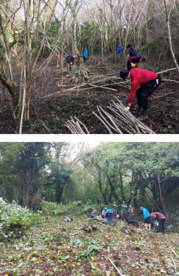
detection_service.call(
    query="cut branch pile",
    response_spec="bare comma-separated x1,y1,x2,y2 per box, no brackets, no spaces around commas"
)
65,97,155,134
51,69,131,98
93,97,155,134
81,224,98,232
43,67,178,99
66,67,91,84
88,216,109,225
65,116,90,134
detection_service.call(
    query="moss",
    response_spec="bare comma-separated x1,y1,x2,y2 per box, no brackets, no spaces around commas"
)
114,260,121,266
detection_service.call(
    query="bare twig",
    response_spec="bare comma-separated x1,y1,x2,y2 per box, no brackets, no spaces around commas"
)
41,120,52,133
88,83,117,92
74,117,90,134
108,257,124,276
162,79,179,84
19,59,26,134
171,248,179,259
98,106,123,134
152,92,175,99
170,252,177,273
156,67,177,74
65,116,90,134
92,111,113,134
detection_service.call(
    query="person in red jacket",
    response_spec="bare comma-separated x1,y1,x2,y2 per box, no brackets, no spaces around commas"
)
120,68,161,121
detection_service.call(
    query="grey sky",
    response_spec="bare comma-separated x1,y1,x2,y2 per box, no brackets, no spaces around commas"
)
66,140,99,160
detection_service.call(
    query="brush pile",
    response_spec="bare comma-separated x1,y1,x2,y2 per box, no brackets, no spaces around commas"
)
93,97,155,134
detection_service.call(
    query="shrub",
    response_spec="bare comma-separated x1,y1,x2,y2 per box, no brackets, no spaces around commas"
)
0,198,37,241
40,200,104,216
40,201,66,215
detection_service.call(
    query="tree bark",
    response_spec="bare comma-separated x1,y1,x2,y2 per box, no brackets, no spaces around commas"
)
163,0,179,72
91,160,121,203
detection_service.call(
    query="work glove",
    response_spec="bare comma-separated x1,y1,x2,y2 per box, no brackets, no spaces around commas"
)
70,62,73,65
132,63,136,68
124,106,130,113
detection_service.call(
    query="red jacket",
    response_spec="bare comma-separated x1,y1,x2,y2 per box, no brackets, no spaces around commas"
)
128,68,158,104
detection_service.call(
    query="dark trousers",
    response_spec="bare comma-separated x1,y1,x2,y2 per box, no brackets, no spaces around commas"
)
127,59,138,71
127,59,132,71
136,76,161,109
159,219,165,233
83,57,87,63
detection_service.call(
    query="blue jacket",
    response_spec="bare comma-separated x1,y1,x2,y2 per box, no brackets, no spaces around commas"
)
143,208,150,219
83,49,88,57
90,211,96,218
118,45,122,55
106,209,113,215
66,54,74,63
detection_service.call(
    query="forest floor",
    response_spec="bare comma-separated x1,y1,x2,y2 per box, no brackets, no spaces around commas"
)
1,216,179,276
1,59,179,134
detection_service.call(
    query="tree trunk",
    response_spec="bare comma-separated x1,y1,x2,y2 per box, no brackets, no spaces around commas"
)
164,1,179,72
73,18,77,54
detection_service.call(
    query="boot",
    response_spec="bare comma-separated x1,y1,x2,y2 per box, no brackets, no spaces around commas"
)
132,106,143,115
138,109,148,121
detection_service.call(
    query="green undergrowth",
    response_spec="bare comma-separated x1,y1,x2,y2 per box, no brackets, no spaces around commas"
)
40,200,105,216
0,198,38,242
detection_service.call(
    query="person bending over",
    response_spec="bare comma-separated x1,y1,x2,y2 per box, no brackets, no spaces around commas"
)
66,54,77,65
120,68,161,121
128,56,146,71
150,212,166,234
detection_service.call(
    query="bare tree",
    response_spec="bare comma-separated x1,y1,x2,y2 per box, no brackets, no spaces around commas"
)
163,0,179,72
0,0,81,132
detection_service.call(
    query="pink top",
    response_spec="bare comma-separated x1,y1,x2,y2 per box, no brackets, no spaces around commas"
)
150,212,166,220
102,210,106,216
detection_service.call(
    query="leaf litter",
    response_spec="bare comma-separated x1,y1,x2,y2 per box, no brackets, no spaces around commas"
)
1,216,179,276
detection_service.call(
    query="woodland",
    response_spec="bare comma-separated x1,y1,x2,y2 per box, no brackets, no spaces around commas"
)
0,142,179,275
0,0,179,134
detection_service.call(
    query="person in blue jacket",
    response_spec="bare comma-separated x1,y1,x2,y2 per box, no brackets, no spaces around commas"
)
118,45,122,57
83,46,88,63
106,209,115,226
140,206,151,230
